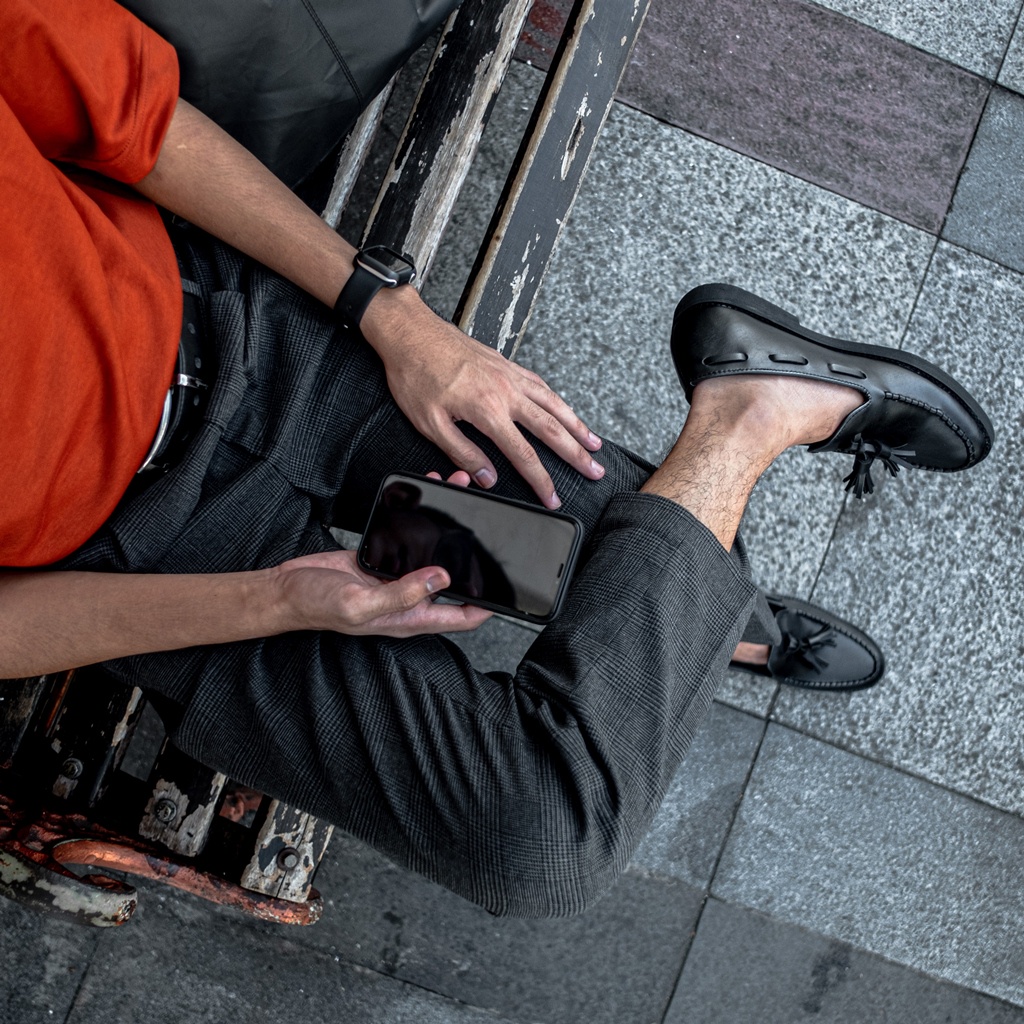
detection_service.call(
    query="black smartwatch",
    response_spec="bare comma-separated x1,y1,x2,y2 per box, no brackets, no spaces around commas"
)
334,245,417,329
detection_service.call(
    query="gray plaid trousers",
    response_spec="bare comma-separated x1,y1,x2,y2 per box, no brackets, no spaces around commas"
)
62,223,775,917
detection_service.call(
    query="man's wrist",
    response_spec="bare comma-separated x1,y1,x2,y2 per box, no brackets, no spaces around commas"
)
358,283,427,355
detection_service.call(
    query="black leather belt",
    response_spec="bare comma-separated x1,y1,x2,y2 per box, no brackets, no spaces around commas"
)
138,291,215,473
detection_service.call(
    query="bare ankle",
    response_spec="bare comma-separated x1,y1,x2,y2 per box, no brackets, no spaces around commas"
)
690,375,863,452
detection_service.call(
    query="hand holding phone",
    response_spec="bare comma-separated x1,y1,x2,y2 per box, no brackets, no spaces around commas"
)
272,546,492,638
358,472,583,623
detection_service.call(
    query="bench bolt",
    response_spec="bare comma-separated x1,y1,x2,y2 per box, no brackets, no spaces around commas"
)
277,847,300,871
61,758,83,780
154,798,178,824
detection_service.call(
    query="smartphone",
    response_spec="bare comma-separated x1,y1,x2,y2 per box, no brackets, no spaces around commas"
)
357,472,583,623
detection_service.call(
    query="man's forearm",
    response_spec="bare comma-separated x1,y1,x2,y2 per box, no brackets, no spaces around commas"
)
0,569,282,678
133,98,420,333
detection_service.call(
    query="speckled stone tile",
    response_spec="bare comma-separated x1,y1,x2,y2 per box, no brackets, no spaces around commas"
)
515,103,932,600
631,702,763,885
427,78,922,700
445,614,539,674
812,0,1021,77
67,892,516,1024
998,18,1024,94
713,725,1024,1005
666,898,1024,1023
944,88,1024,273
289,833,701,1024
773,242,1024,816
617,0,990,232
0,898,98,1024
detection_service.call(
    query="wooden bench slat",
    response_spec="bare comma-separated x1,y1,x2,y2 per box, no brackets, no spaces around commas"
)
322,81,396,231
238,799,334,902
456,0,653,356
138,740,227,857
361,0,535,284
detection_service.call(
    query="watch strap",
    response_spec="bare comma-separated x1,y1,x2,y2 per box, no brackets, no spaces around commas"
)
335,264,385,328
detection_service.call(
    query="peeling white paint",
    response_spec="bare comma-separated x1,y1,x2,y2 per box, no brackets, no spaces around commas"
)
111,689,143,747
0,850,34,884
139,775,225,855
52,775,76,800
498,264,530,345
560,95,592,180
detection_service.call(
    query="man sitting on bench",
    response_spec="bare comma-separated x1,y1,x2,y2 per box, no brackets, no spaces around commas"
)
0,0,992,916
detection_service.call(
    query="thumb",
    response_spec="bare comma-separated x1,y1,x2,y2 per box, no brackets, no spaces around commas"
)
371,567,450,617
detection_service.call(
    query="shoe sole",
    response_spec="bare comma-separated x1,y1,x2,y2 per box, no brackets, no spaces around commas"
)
674,283,995,468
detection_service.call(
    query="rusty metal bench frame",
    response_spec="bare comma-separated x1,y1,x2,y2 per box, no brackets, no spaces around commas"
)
0,0,650,927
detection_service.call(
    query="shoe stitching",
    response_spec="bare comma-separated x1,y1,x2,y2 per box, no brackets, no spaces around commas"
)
686,370,985,471
679,304,993,461
770,608,878,687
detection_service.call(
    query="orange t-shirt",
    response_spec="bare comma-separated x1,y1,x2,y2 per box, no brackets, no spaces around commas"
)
0,0,182,566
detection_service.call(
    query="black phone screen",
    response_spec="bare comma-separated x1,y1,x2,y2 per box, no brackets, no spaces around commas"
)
357,473,582,622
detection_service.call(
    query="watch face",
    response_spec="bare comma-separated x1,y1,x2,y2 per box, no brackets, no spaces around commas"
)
357,246,417,286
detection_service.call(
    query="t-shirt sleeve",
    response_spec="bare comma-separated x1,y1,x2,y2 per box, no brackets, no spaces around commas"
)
0,0,179,184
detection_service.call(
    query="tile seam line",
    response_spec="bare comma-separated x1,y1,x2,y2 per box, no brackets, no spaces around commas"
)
61,933,101,1024
940,0,1024,237
657,687,779,1023
993,0,1024,85
943,218,1024,277
802,0,1011,79
610,97,950,237
698,891,1024,1014
758,716,1024,823
261,941,525,1021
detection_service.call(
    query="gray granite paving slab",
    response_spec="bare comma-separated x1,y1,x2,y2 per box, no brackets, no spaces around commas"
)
618,0,990,232
445,614,540,675
773,242,1024,816
713,725,1024,1006
714,666,777,718
66,891,516,1024
0,898,98,1024
999,16,1024,94
812,0,1021,77
631,702,763,885
944,88,1024,273
666,898,1024,1023
292,833,700,1024
514,102,931,597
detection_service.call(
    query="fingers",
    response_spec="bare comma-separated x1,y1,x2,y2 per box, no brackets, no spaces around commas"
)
349,569,493,637
516,368,603,453
354,566,449,622
428,417,499,491
515,400,606,486
481,417,562,509
425,470,472,487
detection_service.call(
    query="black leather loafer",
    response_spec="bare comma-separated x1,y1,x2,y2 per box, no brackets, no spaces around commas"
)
672,284,994,497
731,594,884,691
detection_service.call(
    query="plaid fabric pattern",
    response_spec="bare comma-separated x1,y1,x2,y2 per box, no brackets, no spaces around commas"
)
62,222,775,917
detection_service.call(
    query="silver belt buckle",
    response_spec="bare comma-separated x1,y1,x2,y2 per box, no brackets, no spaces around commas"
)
137,389,174,473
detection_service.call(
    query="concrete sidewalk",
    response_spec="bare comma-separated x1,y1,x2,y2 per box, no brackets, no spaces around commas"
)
4,0,1024,1021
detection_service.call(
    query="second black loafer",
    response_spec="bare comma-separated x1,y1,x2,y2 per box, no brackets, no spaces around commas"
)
672,284,994,496
731,594,885,691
